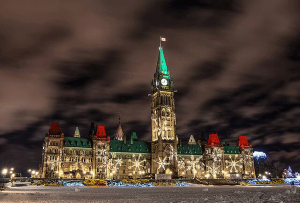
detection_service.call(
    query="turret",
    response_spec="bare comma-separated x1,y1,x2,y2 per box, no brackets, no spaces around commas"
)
42,121,64,178
114,113,124,141
188,135,196,145
89,122,95,138
74,127,80,138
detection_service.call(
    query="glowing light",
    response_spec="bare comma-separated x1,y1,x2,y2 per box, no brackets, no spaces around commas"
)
168,145,177,160
207,148,222,177
115,158,123,166
225,155,242,173
107,159,116,172
178,160,185,170
187,155,201,177
253,151,267,159
244,150,253,166
156,157,169,171
128,154,146,172
2,168,8,175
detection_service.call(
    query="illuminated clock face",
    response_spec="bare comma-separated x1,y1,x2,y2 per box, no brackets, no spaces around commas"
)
161,79,168,85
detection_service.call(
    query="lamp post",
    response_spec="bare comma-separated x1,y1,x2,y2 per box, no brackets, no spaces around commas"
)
91,171,94,179
11,173,15,187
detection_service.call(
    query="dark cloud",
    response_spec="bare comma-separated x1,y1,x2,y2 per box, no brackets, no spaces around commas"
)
0,24,72,66
191,59,226,81
58,50,121,90
287,34,300,62
111,85,149,104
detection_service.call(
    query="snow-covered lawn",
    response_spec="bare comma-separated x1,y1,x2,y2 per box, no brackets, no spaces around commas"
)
0,185,299,203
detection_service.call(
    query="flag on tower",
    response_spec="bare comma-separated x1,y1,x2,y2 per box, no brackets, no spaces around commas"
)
161,37,167,42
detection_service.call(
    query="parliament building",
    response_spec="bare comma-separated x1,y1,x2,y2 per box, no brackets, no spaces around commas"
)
41,44,255,180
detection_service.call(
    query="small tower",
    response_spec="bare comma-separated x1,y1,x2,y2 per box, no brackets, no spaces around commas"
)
114,113,124,141
188,135,196,145
238,136,256,179
74,127,80,138
92,125,110,179
42,121,64,178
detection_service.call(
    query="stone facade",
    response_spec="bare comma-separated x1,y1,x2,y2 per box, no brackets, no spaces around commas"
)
41,44,255,180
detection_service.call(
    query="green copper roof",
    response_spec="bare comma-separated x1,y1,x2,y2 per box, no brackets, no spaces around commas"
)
177,144,203,155
224,146,240,154
157,47,170,79
64,137,91,148
110,140,151,153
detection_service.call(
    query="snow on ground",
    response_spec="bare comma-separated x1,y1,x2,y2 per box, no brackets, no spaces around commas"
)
0,185,299,203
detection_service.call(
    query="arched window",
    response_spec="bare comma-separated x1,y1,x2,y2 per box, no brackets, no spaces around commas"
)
162,108,166,117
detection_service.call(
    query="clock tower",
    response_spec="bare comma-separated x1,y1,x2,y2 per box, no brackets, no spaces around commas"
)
150,43,177,177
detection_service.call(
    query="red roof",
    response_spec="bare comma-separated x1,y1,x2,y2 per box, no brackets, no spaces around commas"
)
207,134,221,147
95,125,107,139
49,121,62,135
238,136,252,149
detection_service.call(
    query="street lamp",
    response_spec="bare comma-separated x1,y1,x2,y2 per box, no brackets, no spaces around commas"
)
91,171,94,179
2,168,8,176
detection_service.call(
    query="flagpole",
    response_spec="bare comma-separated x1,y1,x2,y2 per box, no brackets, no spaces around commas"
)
159,36,161,49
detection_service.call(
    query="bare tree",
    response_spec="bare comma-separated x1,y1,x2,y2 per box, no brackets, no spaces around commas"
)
271,161,286,178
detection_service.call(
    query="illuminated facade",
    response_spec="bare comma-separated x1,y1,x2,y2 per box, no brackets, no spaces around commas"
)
41,44,255,180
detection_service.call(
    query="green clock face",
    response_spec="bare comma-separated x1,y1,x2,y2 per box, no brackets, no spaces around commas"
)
161,79,168,85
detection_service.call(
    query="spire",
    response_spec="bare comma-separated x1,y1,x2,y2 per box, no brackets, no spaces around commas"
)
156,47,170,78
89,122,95,137
114,113,124,141
156,37,170,78
188,135,196,145
74,127,80,138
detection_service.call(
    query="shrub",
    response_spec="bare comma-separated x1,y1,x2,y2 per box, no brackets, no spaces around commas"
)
83,179,107,186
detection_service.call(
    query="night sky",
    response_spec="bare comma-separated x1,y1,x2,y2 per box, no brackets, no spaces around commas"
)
0,0,300,174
